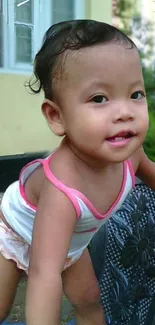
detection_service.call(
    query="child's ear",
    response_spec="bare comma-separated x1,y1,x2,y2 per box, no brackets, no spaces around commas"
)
41,99,65,136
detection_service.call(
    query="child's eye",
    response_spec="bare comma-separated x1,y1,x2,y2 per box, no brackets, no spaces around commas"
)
131,91,145,100
91,95,107,103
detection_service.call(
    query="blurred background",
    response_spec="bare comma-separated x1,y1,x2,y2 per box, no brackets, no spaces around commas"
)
113,0,155,162
0,0,111,156
0,0,154,160
0,1,155,324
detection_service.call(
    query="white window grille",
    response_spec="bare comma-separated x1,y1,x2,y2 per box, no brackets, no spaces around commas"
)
0,0,84,73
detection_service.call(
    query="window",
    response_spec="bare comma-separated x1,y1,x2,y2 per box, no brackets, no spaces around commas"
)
0,0,84,73
15,0,33,64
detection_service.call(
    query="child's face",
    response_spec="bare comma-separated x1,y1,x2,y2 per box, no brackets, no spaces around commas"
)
57,43,149,164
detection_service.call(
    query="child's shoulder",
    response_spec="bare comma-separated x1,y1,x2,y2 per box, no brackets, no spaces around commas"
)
23,147,81,206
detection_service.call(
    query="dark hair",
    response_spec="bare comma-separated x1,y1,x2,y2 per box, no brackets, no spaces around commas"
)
27,19,137,100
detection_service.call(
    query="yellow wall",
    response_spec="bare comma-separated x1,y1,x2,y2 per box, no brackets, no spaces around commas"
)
0,0,112,155
0,74,56,155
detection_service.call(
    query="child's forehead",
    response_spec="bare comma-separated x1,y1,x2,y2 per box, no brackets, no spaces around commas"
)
76,42,137,61
61,43,142,86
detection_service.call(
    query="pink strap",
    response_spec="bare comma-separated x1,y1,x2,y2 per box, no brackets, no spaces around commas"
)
19,155,135,221
42,156,81,219
42,157,133,220
19,159,43,210
127,160,135,188
42,157,135,220
19,156,81,218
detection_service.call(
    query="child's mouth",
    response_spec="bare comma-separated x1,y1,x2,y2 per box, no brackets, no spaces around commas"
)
106,131,135,146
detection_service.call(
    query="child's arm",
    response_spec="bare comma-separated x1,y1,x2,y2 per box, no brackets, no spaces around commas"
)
25,179,77,325
134,147,155,190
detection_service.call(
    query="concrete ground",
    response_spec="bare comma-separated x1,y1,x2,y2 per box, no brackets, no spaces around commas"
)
2,275,73,324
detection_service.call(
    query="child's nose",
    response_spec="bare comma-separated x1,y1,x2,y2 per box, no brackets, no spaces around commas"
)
113,104,134,123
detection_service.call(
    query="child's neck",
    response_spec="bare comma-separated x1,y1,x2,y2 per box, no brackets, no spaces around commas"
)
61,137,118,174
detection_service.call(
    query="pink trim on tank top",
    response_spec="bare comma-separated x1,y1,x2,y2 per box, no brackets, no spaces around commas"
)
74,227,97,233
43,154,131,220
19,153,135,221
19,159,44,211
42,157,81,218
127,160,135,188
19,158,81,218
70,162,127,220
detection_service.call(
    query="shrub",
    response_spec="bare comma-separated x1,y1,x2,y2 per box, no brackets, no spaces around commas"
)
144,111,155,161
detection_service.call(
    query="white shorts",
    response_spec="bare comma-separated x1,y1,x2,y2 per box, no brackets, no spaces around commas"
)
0,219,29,273
0,219,82,273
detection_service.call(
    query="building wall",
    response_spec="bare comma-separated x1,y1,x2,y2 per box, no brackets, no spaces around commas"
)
0,0,112,156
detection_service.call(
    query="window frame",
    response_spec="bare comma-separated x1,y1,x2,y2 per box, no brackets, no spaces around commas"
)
0,0,84,74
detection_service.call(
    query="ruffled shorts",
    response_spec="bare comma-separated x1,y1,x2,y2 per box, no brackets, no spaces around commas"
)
0,219,30,273
0,219,82,273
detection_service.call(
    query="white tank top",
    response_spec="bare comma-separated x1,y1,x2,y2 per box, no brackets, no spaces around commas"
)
1,153,135,261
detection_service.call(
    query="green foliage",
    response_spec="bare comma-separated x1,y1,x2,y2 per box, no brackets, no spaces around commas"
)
144,112,155,161
116,0,138,35
141,59,155,162
116,0,155,160
143,67,155,113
